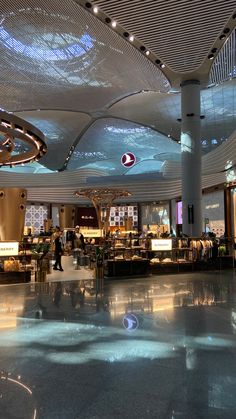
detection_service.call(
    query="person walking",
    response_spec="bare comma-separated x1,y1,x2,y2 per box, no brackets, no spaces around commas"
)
53,230,64,271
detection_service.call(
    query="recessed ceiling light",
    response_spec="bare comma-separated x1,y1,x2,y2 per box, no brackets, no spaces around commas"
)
111,21,117,28
145,50,150,56
160,63,165,68
208,54,214,60
129,35,134,42
93,6,98,13
219,34,226,40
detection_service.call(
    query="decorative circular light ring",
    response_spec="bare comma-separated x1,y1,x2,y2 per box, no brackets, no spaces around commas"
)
0,110,47,166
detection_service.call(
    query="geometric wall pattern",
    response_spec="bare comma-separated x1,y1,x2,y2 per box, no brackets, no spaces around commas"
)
102,205,138,228
25,205,48,234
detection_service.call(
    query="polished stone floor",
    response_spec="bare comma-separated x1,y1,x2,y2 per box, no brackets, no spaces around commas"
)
1,270,236,418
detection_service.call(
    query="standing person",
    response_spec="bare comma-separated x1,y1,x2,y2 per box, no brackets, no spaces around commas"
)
53,230,64,271
75,226,85,250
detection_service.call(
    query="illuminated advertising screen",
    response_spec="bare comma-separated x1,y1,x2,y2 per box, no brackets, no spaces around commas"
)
177,201,182,224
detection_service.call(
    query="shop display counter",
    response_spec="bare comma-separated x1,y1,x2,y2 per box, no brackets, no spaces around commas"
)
0,241,35,284
150,261,193,275
0,271,31,284
105,258,150,278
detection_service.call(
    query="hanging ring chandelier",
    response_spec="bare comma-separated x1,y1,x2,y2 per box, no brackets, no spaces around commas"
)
0,110,47,167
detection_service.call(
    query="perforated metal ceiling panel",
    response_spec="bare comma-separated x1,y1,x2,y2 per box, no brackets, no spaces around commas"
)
0,0,169,113
161,129,236,179
210,28,236,84
109,79,236,146
67,118,181,175
16,110,91,170
92,0,236,73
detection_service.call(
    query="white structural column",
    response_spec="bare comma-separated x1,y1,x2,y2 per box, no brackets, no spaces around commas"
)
181,80,202,236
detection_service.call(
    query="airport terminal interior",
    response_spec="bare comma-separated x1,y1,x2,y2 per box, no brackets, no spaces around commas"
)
1,0,236,418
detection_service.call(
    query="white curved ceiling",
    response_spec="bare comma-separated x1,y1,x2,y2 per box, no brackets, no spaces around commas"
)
66,118,181,174
0,0,168,113
16,110,92,170
210,28,236,84
92,0,236,73
26,172,228,204
108,79,236,145
0,0,235,202
8,78,235,173
161,129,236,178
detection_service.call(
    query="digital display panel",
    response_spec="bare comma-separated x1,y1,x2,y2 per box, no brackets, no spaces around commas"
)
177,201,182,224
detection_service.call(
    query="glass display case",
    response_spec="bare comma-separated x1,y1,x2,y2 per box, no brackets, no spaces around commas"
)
0,241,32,284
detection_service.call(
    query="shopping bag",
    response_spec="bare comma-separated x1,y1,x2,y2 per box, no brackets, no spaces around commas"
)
4,257,20,272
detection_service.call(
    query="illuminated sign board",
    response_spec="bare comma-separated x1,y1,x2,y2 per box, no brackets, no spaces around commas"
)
81,229,103,238
0,242,19,256
151,239,172,251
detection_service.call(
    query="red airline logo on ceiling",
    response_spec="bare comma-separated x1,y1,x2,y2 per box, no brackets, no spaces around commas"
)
121,152,136,168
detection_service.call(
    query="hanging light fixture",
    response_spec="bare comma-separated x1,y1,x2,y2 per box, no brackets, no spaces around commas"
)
0,110,47,167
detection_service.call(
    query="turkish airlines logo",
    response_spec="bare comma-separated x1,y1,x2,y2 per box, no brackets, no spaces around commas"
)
121,152,136,168
123,313,139,331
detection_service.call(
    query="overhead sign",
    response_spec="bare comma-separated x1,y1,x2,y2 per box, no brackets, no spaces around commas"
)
0,242,19,256
121,152,136,168
151,239,172,251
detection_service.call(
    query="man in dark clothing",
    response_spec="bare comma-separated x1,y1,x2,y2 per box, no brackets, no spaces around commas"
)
53,230,64,271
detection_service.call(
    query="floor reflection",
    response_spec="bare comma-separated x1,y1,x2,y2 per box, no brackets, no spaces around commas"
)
0,271,236,418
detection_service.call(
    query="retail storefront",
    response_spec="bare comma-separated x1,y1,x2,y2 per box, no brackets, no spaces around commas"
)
141,202,170,235
202,190,225,236
175,190,225,237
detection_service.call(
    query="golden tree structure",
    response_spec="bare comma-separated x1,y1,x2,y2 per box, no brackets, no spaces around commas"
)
74,188,132,234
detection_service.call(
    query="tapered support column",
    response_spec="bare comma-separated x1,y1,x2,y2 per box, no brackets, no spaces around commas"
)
59,205,76,229
0,188,27,241
181,80,202,236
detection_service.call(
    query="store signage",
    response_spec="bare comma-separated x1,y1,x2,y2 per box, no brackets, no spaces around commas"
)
81,229,103,238
0,241,19,256
121,152,136,168
123,313,139,331
151,239,172,251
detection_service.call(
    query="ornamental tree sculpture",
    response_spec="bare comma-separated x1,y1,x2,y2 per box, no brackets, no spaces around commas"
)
74,188,132,234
